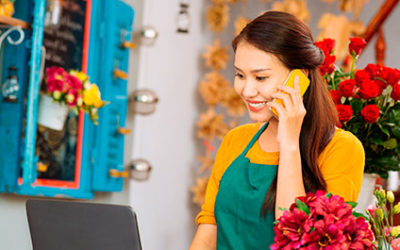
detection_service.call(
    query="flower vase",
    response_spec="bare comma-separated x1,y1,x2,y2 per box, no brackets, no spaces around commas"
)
37,94,69,131
355,173,378,213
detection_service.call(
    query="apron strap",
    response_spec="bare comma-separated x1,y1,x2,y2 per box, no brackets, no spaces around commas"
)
242,122,269,156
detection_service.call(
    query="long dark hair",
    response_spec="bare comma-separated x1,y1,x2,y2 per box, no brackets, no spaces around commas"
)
232,11,338,213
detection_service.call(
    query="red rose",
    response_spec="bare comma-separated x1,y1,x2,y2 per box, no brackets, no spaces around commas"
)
373,79,386,95
339,79,356,97
378,66,390,81
354,70,371,86
361,104,380,123
330,89,342,104
336,104,353,122
319,54,336,75
365,64,380,78
349,37,367,56
315,38,335,55
391,83,400,100
357,80,380,99
385,67,400,86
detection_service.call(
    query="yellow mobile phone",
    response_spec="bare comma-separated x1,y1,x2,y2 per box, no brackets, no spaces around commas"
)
270,69,310,118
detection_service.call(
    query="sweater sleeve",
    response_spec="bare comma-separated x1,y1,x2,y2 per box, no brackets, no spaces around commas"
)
318,129,365,202
195,132,233,225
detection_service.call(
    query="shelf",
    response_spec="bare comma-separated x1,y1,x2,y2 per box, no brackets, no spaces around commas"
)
0,15,30,29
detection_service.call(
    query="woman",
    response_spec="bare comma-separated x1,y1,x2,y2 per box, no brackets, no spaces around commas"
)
190,11,364,249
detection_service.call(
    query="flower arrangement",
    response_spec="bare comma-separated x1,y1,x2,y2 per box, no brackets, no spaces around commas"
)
315,37,400,179
44,66,106,124
366,188,400,249
271,191,374,249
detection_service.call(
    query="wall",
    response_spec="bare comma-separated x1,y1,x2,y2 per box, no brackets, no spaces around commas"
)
127,1,400,250
127,0,208,249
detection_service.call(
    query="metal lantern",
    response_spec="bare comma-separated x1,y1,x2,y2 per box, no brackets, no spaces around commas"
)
134,26,158,46
127,159,152,181
129,89,159,115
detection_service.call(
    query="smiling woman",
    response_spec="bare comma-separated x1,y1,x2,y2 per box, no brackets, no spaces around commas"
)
190,11,365,249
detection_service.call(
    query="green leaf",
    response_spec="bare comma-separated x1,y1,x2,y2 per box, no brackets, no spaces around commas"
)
393,126,400,139
378,123,390,137
370,135,384,146
278,207,288,212
346,201,357,208
325,192,332,198
350,99,364,114
383,138,397,149
353,211,368,220
296,199,310,216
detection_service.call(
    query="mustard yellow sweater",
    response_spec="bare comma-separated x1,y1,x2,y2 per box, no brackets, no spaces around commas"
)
196,123,365,225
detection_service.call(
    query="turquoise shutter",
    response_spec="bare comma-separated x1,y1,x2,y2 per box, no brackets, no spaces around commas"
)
85,0,134,192
0,1,33,192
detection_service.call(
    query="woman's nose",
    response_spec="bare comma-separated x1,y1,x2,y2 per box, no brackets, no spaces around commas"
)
241,80,258,98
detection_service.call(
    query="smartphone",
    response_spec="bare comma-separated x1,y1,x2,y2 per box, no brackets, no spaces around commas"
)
270,69,310,119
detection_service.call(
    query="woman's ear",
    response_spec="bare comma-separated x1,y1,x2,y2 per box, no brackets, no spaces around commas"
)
302,69,309,77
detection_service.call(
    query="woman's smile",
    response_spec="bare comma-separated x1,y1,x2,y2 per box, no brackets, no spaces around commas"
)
246,99,269,112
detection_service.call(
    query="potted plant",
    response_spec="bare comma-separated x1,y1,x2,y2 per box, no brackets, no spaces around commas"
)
37,66,106,130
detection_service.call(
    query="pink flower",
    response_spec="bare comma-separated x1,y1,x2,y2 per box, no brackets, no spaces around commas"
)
392,238,400,250
271,191,374,249
367,204,376,218
67,74,83,90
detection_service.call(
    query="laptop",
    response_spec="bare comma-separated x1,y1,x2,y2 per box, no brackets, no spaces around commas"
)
26,199,142,250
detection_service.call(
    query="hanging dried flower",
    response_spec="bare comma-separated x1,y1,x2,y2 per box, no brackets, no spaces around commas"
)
199,71,230,106
203,39,229,71
207,3,230,32
190,177,209,207
196,108,230,140
271,0,310,23
212,0,238,3
196,151,214,173
234,16,250,36
339,0,368,19
221,86,247,116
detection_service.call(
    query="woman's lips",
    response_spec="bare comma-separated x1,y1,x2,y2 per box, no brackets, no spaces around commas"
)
246,100,268,112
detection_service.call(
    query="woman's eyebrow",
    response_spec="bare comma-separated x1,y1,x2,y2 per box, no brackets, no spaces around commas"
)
234,66,271,73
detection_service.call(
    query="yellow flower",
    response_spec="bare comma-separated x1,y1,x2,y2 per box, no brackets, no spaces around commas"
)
391,226,400,238
83,84,103,107
70,70,88,82
394,202,400,214
387,191,395,203
376,208,384,222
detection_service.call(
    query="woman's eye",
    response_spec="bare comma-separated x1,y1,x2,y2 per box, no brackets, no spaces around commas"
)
256,76,268,81
235,73,244,79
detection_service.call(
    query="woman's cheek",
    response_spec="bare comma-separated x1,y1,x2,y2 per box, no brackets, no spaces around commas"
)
234,80,243,96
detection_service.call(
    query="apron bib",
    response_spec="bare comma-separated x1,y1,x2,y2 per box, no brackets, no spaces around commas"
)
215,122,277,249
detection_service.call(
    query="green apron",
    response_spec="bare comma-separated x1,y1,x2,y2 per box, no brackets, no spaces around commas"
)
215,122,277,249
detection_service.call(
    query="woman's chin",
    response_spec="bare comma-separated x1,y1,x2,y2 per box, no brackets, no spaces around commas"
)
248,111,274,123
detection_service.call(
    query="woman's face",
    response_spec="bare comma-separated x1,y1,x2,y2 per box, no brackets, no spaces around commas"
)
234,41,290,122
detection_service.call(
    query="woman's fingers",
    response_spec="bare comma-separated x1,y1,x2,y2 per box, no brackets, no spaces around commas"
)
268,101,285,117
272,92,293,110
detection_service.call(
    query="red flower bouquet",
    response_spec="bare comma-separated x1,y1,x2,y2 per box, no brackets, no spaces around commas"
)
44,66,107,124
315,37,400,178
271,191,374,249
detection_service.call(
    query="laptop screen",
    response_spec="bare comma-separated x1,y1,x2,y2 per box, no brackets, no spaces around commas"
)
26,199,142,250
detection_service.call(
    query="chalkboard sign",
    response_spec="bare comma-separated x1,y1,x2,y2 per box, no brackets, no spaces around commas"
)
36,0,87,181
43,0,86,70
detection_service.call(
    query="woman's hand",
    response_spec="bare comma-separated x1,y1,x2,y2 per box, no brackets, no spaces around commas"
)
267,75,306,151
